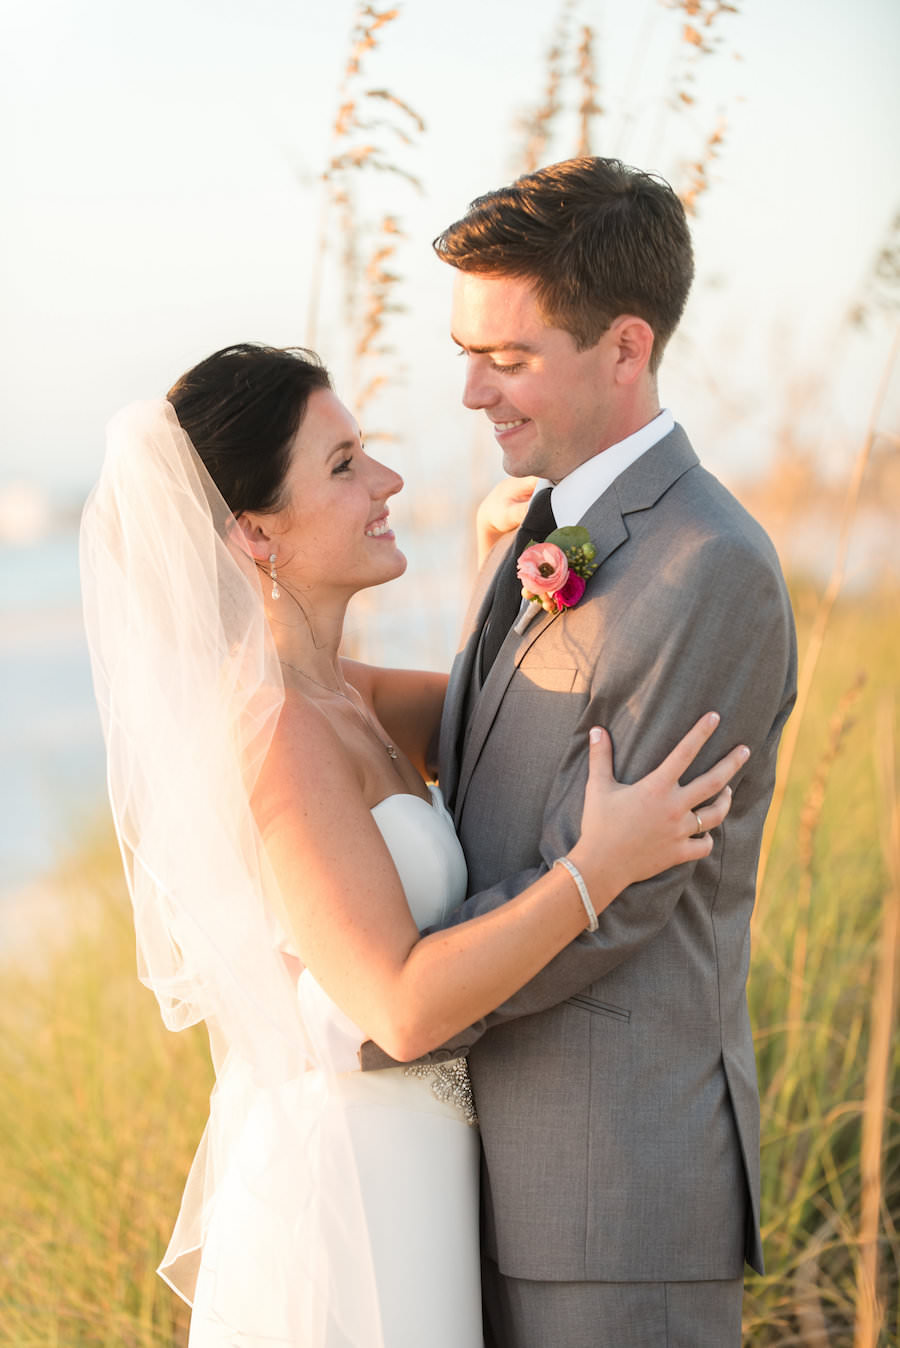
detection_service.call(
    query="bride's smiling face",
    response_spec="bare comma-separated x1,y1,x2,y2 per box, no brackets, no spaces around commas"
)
258,388,406,595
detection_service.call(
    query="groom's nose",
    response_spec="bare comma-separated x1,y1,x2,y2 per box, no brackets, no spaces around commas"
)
461,357,499,411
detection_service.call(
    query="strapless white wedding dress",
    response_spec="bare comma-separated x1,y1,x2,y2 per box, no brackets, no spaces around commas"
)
182,786,483,1347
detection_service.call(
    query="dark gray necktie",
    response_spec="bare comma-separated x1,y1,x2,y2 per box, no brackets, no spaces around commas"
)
480,487,556,677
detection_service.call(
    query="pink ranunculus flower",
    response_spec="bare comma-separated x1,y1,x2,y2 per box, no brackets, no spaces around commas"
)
517,543,569,597
554,571,586,611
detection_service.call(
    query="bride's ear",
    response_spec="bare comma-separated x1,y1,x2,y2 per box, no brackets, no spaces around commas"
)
234,512,274,563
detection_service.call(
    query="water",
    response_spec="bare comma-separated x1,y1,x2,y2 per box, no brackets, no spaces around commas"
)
1,529,108,898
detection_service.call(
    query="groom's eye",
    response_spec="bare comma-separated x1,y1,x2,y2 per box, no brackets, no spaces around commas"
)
487,358,530,374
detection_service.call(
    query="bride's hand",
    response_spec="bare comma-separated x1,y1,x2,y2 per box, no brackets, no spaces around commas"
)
475,476,539,566
568,713,749,910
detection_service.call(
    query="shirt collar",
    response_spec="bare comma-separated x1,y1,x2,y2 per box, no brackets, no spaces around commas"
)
539,408,675,528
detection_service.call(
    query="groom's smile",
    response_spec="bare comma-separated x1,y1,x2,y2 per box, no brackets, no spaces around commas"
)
490,416,530,440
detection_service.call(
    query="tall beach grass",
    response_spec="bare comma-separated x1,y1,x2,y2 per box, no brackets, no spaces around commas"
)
742,579,899,1345
0,831,211,1346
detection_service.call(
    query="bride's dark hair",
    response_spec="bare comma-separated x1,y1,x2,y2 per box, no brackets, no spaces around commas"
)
167,343,332,515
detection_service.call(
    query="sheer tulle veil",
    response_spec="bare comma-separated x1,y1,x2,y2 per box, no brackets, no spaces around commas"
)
80,399,383,1345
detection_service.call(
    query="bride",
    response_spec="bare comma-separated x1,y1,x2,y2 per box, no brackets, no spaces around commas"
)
80,343,745,1347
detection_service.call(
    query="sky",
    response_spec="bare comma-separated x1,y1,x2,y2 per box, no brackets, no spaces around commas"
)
2,0,899,498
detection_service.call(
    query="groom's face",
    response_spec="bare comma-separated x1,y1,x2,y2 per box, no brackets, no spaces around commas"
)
450,271,617,483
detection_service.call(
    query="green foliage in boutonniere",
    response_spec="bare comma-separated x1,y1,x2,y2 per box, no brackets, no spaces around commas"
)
514,526,599,632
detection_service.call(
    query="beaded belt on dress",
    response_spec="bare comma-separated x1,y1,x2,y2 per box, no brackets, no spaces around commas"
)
404,1059,478,1126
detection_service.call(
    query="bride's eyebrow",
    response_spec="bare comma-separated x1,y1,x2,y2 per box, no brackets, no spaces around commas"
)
326,439,358,460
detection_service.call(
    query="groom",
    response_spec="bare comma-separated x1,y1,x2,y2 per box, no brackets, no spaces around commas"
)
367,157,796,1347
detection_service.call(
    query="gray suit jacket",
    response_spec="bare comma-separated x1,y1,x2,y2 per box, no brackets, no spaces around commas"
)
364,426,796,1284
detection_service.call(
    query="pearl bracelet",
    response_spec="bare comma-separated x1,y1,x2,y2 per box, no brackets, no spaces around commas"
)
553,857,599,933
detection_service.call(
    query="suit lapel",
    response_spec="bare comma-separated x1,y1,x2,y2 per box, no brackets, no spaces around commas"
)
608,422,698,515
439,537,511,812
453,605,556,823
449,426,700,821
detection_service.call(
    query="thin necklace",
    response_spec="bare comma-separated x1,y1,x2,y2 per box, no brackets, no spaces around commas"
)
279,659,399,760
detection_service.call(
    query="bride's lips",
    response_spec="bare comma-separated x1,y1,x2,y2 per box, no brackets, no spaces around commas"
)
365,511,395,540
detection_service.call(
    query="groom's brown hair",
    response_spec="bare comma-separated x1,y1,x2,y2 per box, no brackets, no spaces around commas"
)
434,156,693,373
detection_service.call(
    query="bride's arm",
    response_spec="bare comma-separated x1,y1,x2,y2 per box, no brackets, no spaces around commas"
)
475,475,538,566
255,694,744,1063
341,660,447,779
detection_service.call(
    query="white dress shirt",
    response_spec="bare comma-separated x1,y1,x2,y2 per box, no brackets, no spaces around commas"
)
539,408,675,527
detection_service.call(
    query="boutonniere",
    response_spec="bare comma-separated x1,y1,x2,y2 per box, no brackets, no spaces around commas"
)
514,527,599,634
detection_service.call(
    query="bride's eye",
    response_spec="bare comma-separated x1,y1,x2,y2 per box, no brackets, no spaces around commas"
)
333,456,353,475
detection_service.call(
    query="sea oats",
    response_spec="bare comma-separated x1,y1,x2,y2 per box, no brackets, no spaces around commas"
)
575,24,602,156
307,0,422,373
754,328,900,918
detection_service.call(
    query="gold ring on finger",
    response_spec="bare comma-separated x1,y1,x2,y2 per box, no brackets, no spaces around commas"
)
694,811,703,835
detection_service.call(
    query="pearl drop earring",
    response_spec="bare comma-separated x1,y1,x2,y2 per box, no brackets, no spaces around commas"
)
269,553,280,600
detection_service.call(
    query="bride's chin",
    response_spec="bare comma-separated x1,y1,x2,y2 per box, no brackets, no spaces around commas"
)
376,549,408,585
347,549,408,595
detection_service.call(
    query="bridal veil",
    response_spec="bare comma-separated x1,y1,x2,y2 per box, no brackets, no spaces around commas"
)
80,400,384,1345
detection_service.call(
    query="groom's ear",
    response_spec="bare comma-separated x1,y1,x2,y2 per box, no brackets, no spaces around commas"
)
234,511,274,563
610,315,655,385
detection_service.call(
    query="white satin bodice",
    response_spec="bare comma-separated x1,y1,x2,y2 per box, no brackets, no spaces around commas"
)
370,785,468,928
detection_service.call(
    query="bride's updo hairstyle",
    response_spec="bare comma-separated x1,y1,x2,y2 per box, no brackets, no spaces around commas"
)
167,343,332,516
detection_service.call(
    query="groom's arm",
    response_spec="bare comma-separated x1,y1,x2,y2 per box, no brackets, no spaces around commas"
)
361,529,796,1069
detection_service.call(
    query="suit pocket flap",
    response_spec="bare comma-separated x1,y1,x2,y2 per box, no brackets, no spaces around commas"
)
567,992,630,1022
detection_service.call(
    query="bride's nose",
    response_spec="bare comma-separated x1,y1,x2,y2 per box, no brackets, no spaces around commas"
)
372,460,404,499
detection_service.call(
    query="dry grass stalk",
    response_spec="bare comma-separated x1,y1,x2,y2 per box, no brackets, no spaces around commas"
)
300,3,422,664
760,674,865,1113
679,114,726,215
678,9,738,42
328,147,420,186
668,0,740,36
853,697,900,1347
793,1215,838,1345
668,0,742,96
518,0,572,172
305,3,422,350
850,208,900,329
353,214,403,411
513,1,608,172
575,24,602,156
753,324,900,934
784,674,864,1057
647,1,740,208
364,88,426,137
344,4,399,78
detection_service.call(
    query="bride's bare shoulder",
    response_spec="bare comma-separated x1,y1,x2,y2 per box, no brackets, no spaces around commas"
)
260,684,365,803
